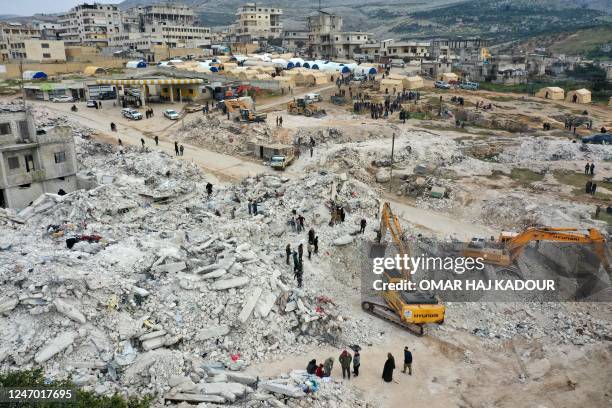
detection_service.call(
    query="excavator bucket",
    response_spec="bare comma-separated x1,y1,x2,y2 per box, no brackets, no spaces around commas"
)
369,241,387,258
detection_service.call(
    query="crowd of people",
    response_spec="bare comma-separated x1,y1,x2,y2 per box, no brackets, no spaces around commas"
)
304,346,413,384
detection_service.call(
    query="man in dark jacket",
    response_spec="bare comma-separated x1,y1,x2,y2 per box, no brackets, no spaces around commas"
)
339,350,352,380
306,359,317,375
285,244,291,265
360,219,367,234
402,346,412,375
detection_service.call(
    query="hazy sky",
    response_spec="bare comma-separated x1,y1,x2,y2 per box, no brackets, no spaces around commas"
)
2,0,124,16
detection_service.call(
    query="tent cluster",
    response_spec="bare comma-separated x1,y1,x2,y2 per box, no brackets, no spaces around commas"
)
381,74,424,91
536,86,592,104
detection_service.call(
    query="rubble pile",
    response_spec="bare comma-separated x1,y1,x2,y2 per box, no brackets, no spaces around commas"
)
0,137,381,406
293,123,398,146
176,115,272,155
498,138,612,163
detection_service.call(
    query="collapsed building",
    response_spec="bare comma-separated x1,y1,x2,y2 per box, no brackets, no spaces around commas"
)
0,106,77,208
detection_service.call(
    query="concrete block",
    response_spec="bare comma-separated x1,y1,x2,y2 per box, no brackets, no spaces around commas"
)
199,382,252,398
53,298,86,324
200,269,227,279
238,287,263,323
35,331,78,363
226,372,257,385
142,336,166,351
139,330,167,341
255,290,278,318
332,235,354,246
164,393,225,404
0,297,18,314
196,325,230,341
210,276,249,290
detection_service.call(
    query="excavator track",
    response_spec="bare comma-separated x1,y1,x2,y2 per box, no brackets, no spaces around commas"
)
361,298,424,336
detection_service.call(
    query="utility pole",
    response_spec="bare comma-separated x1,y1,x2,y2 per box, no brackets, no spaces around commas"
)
389,132,395,192
18,60,27,111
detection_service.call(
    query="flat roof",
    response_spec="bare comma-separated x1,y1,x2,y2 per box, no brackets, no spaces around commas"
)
96,78,204,85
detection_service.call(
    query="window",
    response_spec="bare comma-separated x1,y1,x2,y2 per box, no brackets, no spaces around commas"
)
25,155,35,172
8,157,19,170
43,53,51,58
54,151,66,163
0,123,10,135
18,120,29,139
41,43,49,48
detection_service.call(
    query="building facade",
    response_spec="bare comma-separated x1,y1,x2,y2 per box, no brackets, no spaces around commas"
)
58,3,122,47
307,11,369,60
0,108,77,209
282,29,308,51
360,39,430,62
231,3,283,43
0,22,65,62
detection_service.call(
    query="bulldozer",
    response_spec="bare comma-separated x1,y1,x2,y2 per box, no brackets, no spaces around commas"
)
287,98,326,117
463,226,610,272
222,99,267,123
361,202,445,336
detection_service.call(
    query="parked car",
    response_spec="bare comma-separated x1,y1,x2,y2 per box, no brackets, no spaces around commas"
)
459,81,479,90
582,133,612,145
184,103,203,113
304,93,322,102
52,95,74,103
86,100,97,108
121,108,142,120
434,81,451,89
163,109,180,120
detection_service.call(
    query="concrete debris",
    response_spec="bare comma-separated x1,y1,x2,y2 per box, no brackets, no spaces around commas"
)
196,325,231,341
0,297,18,314
34,331,78,363
238,287,263,323
53,298,86,324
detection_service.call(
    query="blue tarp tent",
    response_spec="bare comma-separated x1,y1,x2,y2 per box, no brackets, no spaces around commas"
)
23,71,47,80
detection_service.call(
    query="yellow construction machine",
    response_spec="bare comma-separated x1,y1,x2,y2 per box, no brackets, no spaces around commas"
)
463,227,610,271
223,99,267,123
287,98,326,117
361,202,445,336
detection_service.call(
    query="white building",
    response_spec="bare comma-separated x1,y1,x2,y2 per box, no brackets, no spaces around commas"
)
360,39,430,62
0,22,65,62
58,3,122,47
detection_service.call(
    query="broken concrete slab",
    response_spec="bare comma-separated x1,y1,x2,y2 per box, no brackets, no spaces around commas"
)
255,290,278,318
152,262,187,274
0,297,18,314
142,336,166,351
35,331,78,363
164,393,225,404
210,276,249,290
332,234,354,246
199,382,252,398
139,330,167,341
200,269,227,279
238,287,263,323
225,372,258,385
196,325,231,341
53,298,86,324
260,382,305,398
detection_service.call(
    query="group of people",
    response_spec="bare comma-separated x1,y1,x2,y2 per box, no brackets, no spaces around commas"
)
584,162,598,195
144,108,155,119
475,101,492,110
174,141,185,156
542,122,552,131
304,346,413,383
275,116,284,127
201,102,211,115
285,219,320,288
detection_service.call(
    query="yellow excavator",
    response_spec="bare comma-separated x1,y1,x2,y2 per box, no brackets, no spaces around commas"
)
463,226,610,271
223,99,267,123
287,98,326,117
361,202,445,336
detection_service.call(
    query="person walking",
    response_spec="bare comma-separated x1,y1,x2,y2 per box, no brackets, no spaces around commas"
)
118,138,123,146
248,199,252,215
402,346,413,375
353,351,361,377
308,228,315,244
307,242,313,260
252,200,258,215
286,244,291,265
382,353,395,383
339,350,352,380
154,135,159,146
323,357,334,377
360,218,367,234
314,236,319,255
292,250,299,273
591,183,597,196
298,243,304,263
140,138,145,148
179,145,184,156
279,116,283,127
595,205,601,219
297,214,305,232
175,141,179,156
585,162,590,175
586,180,593,194
590,163,595,176
206,182,213,198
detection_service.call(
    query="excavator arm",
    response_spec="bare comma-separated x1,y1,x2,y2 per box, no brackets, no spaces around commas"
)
379,202,410,279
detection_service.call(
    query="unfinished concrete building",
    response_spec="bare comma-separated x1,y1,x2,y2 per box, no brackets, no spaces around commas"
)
230,3,283,43
0,107,77,209
307,11,370,60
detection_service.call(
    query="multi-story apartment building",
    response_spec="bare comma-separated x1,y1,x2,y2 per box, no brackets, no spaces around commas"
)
58,3,122,47
0,22,65,62
231,3,283,43
111,3,211,52
282,29,308,51
0,107,77,209
360,39,430,62
307,11,369,60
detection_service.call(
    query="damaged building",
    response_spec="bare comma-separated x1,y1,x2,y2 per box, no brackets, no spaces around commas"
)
0,107,77,208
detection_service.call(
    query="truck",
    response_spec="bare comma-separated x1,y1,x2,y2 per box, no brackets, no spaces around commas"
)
270,152,295,170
